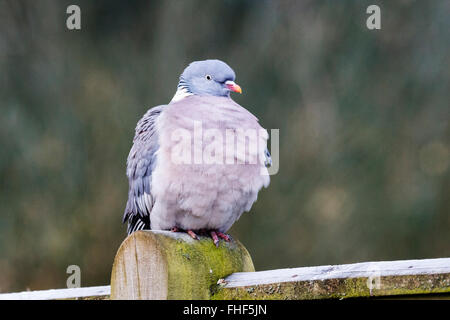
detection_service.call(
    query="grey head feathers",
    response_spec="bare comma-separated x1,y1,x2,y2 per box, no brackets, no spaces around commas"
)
177,59,237,97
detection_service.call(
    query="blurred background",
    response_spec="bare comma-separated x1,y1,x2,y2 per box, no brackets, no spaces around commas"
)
0,0,449,292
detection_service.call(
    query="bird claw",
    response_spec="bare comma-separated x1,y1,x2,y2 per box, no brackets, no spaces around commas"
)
170,228,229,246
170,227,198,240
187,230,198,240
209,230,231,247
210,231,220,247
217,231,230,242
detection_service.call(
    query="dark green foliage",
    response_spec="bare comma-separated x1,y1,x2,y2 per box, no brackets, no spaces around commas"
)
0,0,448,292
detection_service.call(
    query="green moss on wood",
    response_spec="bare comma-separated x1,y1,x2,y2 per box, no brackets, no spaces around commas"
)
212,273,450,300
111,230,254,299
164,234,254,299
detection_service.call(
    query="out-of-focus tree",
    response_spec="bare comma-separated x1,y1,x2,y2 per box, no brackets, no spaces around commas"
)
0,0,448,292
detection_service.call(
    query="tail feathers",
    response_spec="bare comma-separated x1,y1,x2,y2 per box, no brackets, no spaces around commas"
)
125,214,150,235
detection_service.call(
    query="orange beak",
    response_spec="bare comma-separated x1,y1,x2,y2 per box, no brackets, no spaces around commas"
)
225,80,242,94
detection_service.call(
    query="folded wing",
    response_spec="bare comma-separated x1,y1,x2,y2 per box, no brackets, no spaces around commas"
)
123,105,164,234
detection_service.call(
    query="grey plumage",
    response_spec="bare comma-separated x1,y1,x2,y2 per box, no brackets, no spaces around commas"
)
123,60,270,235
123,106,163,234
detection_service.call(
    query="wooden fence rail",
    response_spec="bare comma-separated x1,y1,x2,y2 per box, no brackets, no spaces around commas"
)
1,231,449,300
0,285,110,300
213,257,450,299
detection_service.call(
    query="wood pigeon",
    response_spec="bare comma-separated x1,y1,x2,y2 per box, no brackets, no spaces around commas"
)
123,59,271,246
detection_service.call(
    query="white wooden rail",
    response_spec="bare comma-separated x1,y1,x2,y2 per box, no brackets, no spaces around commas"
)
214,257,450,299
0,285,110,300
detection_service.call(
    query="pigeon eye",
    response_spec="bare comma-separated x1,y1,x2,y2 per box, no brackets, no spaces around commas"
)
205,75,212,81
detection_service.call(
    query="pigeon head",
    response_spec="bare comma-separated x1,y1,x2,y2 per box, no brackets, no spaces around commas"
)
176,60,242,99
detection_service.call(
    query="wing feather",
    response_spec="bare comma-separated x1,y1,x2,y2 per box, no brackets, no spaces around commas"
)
123,105,164,234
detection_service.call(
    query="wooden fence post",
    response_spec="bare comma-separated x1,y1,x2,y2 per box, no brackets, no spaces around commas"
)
110,230,254,300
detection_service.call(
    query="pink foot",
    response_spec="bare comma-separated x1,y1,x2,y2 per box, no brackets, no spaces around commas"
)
187,230,198,240
217,232,230,242
210,231,220,247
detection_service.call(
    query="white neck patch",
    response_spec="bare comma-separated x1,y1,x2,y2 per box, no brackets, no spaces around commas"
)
170,87,193,103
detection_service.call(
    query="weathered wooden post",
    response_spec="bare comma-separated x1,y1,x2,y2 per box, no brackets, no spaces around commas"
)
110,230,254,299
